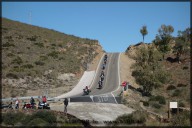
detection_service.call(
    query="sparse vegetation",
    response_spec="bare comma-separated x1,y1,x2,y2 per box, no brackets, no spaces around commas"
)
132,46,170,96
2,18,101,79
153,24,174,59
1,110,83,127
149,95,166,105
177,83,187,87
2,42,15,47
6,73,18,79
11,56,23,65
151,103,161,109
114,110,148,125
125,26,190,126
172,89,181,97
35,61,45,66
21,64,34,69
170,111,190,126
167,85,176,90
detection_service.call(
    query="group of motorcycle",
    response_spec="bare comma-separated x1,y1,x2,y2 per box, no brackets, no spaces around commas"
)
98,54,108,89
82,54,108,95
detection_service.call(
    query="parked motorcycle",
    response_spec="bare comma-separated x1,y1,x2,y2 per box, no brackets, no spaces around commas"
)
38,102,50,109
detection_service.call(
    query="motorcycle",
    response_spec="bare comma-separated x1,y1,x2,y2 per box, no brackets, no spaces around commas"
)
23,102,36,109
38,102,50,109
83,89,91,95
98,80,103,89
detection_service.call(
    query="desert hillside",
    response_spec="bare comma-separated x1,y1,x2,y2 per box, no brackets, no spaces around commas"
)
2,18,104,98
121,26,190,126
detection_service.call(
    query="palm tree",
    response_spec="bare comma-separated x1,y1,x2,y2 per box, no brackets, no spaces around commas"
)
140,26,148,42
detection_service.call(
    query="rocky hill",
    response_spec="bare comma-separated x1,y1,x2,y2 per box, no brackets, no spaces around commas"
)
2,18,104,98
124,35,190,125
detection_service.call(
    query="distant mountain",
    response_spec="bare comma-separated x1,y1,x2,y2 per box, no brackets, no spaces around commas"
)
2,18,104,98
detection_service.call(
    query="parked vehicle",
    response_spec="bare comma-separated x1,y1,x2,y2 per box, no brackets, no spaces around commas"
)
38,102,50,109
23,102,36,109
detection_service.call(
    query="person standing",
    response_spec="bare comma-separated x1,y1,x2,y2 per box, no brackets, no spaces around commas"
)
64,98,68,114
42,96,47,103
15,99,19,109
30,97,35,108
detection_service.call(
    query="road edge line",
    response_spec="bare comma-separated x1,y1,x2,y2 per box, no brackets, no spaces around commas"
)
103,53,112,90
111,53,121,95
89,53,105,88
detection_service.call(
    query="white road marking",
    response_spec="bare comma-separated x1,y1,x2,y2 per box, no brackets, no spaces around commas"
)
112,53,121,93
90,95,94,102
103,53,113,90
89,53,105,88
111,53,121,104
111,92,118,104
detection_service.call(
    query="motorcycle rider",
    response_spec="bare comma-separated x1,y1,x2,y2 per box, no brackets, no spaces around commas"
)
98,80,103,88
104,54,107,61
100,75,104,81
100,71,104,77
83,86,90,95
102,64,105,70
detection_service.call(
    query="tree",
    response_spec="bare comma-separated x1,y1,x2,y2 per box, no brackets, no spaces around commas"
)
133,47,169,96
140,26,148,42
173,28,191,63
153,25,174,59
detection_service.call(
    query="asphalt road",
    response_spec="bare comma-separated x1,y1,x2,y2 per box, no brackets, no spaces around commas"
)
69,53,121,103
89,53,120,95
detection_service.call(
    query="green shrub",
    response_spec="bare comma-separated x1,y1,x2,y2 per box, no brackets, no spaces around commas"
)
34,42,44,47
170,111,190,126
177,83,187,87
27,118,49,126
2,42,15,47
152,103,161,109
40,55,48,61
178,102,185,107
51,43,56,46
172,89,181,97
47,51,59,58
31,111,57,125
183,66,188,70
21,64,34,69
35,61,45,66
149,95,166,105
6,73,18,79
115,110,147,125
115,114,134,124
27,36,37,41
7,53,15,57
167,85,176,90
11,56,23,64
143,101,149,106
2,111,25,126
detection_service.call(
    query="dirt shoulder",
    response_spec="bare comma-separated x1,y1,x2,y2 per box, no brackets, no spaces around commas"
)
88,47,104,71
120,53,139,89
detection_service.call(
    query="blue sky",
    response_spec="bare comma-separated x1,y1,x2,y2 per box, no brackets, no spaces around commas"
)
2,2,190,52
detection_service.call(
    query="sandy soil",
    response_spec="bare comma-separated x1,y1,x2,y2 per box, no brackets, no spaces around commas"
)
120,52,139,89
88,49,104,71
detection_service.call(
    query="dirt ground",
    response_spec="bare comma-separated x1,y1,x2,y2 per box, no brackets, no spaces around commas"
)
88,48,104,71
32,50,104,98
119,53,139,89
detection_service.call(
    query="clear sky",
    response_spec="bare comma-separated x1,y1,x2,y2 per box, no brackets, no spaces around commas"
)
2,2,190,52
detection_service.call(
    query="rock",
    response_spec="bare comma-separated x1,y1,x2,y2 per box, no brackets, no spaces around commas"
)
44,70,53,75
18,78,26,84
7,79,14,85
